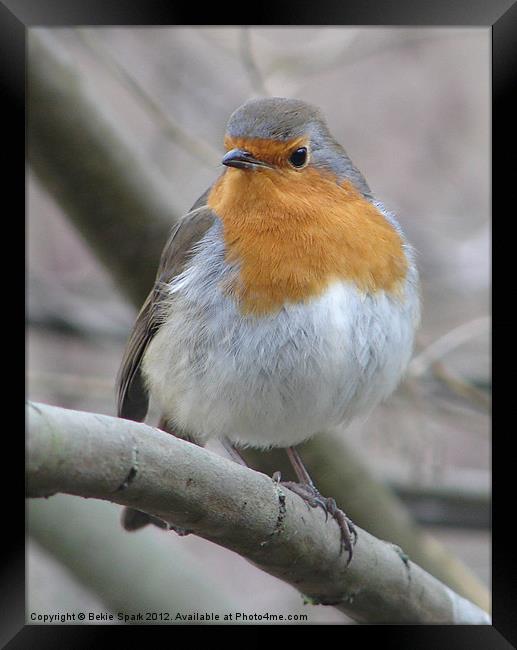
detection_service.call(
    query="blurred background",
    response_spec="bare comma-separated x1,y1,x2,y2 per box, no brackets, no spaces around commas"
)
27,27,490,624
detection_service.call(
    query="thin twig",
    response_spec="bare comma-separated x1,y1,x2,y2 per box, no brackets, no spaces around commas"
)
28,30,184,304
76,29,220,167
431,361,491,412
263,30,473,81
409,316,490,378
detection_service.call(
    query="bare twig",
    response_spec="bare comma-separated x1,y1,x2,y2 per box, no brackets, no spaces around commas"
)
408,318,490,412
28,30,183,305
263,30,472,84
76,29,220,167
26,401,490,624
409,317,490,378
431,361,491,412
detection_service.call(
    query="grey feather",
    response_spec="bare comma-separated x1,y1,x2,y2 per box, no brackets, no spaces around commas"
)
116,197,216,421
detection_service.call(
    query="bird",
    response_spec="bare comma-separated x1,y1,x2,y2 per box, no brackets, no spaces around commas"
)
116,97,420,564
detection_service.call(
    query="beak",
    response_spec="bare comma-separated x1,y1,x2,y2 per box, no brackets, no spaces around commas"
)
222,148,272,170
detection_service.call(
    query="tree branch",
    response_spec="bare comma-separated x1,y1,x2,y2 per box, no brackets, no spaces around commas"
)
28,30,181,305
409,317,490,378
28,496,242,618
26,401,490,624
75,29,220,168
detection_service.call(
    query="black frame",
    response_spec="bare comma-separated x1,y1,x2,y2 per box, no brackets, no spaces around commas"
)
8,0,514,645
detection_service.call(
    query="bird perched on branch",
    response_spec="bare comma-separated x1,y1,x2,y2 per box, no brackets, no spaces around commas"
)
117,97,420,563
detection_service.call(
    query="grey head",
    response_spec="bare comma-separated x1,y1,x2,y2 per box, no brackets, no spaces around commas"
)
225,97,372,198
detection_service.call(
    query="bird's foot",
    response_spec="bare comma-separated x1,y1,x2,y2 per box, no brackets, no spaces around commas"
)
273,472,357,565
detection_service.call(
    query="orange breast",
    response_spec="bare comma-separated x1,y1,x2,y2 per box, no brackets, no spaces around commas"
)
207,165,408,316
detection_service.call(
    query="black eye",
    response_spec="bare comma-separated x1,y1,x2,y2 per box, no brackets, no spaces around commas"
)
289,147,308,168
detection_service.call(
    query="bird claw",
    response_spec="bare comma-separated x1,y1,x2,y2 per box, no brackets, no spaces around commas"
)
276,478,357,565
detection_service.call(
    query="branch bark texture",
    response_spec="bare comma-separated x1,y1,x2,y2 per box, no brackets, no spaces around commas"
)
26,401,490,625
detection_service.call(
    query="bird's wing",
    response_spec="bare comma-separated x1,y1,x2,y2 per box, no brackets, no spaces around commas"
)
116,194,216,421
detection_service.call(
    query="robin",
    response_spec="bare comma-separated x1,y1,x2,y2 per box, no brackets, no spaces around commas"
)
116,97,420,564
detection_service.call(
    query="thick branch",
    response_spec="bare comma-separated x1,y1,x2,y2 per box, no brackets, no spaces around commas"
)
26,401,490,624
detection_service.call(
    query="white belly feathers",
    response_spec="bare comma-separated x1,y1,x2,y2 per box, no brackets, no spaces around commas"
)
142,219,420,448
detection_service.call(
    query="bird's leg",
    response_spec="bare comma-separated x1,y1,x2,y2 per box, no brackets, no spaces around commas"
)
278,446,357,565
286,446,316,486
205,438,357,563
221,436,249,467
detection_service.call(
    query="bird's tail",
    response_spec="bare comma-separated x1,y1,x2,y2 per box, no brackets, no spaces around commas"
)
121,507,169,531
